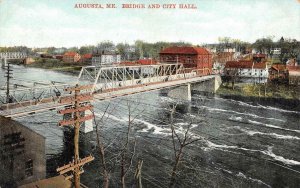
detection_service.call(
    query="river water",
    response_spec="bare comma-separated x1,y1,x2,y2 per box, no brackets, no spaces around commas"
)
1,65,300,187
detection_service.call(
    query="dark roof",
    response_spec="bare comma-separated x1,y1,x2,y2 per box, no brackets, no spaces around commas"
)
160,46,211,55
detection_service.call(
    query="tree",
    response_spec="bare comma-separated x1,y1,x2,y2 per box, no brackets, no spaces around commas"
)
96,41,115,54
252,37,274,54
67,46,79,52
79,45,94,55
120,101,144,188
93,105,111,188
168,104,201,188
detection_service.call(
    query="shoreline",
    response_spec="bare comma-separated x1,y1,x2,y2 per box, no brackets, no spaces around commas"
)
216,83,300,101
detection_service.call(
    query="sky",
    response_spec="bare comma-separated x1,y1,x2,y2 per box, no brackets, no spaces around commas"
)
0,0,299,47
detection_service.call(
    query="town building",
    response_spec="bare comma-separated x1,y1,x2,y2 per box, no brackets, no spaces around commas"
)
159,46,212,75
268,64,288,82
212,52,235,74
54,55,63,60
0,116,46,187
80,53,93,63
224,60,269,83
137,59,157,75
62,52,81,63
253,54,267,63
286,58,297,66
92,52,121,66
271,48,281,55
118,59,157,74
287,66,300,85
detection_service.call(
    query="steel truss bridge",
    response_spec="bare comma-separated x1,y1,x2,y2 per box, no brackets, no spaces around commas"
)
1,52,28,68
0,64,216,118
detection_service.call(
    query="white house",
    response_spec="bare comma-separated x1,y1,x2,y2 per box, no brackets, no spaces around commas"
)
224,60,269,83
92,52,121,66
271,48,281,55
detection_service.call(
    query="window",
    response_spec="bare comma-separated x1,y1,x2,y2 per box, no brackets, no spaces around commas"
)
25,159,33,177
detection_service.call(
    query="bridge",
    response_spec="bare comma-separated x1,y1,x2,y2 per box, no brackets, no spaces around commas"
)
0,52,28,68
0,63,221,132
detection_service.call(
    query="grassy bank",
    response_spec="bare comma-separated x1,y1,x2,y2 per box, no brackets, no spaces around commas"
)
217,83,300,100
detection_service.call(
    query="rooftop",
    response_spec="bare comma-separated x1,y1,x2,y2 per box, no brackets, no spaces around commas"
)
160,46,211,55
63,51,78,56
137,59,157,65
82,53,92,59
271,64,287,71
225,60,267,69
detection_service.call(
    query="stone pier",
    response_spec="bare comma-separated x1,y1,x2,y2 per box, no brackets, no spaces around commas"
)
167,75,222,101
167,83,192,101
192,75,222,93
1,58,7,69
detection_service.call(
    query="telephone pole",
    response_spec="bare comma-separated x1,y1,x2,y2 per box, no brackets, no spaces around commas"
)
5,63,13,103
56,84,95,188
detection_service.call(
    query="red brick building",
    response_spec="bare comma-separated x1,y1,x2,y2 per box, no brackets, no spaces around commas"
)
159,46,212,75
62,52,81,63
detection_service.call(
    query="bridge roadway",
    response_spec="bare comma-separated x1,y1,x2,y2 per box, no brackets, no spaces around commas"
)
0,75,217,118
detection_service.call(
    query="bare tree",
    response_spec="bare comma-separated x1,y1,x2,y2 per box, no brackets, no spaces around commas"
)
120,101,144,188
169,104,201,188
92,105,111,188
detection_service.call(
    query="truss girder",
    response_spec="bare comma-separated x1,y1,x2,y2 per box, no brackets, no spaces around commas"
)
77,64,203,93
0,52,28,59
0,83,70,106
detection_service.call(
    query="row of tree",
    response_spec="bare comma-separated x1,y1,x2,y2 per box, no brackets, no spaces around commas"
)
1,37,299,62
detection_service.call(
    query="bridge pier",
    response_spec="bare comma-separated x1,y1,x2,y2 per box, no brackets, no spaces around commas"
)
1,58,7,69
192,75,222,93
81,110,93,133
167,83,192,101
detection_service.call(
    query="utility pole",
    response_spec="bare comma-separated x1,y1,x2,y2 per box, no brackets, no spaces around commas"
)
5,63,13,103
56,84,95,188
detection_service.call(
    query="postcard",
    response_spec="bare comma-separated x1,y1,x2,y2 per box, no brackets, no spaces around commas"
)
0,0,300,187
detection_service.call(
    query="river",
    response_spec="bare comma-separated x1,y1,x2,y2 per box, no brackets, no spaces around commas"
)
1,65,300,187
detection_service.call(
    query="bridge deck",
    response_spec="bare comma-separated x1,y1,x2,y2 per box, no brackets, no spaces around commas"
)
0,75,216,118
